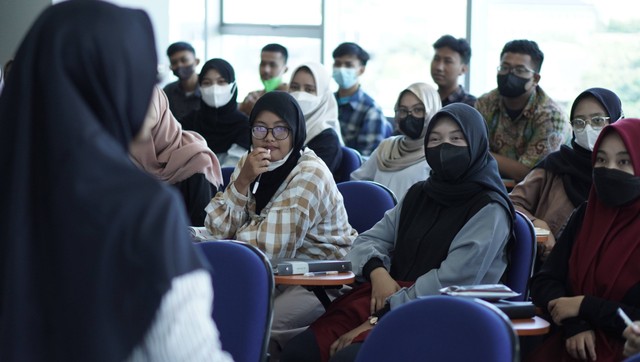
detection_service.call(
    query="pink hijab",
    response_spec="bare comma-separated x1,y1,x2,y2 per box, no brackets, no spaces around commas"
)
130,86,222,187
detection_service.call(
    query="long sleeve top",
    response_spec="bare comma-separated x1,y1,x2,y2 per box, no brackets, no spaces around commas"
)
126,270,233,362
347,198,510,310
204,148,357,260
530,204,640,339
173,173,214,227
350,148,430,201
509,167,576,238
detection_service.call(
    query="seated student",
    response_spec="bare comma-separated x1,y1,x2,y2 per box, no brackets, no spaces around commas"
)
0,2,232,361
624,323,640,358
288,61,344,175
332,42,392,157
130,86,223,226
204,91,357,360
431,34,476,107
529,118,640,362
181,58,251,167
509,88,623,260
239,43,290,117
282,103,514,362
350,82,441,200
163,41,201,121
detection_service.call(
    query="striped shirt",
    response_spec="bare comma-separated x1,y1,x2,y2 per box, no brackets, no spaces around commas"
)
205,148,357,260
126,270,233,362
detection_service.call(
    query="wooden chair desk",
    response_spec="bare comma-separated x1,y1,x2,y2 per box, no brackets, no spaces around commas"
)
511,316,550,336
274,272,355,309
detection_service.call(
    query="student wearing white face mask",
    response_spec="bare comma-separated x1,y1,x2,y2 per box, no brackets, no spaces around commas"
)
509,88,623,263
182,58,251,167
289,61,344,176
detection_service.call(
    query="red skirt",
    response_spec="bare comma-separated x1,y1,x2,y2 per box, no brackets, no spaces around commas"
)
308,281,414,362
526,329,625,362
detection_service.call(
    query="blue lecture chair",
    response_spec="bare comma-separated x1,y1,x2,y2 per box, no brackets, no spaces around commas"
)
220,166,235,191
625,353,640,362
194,240,274,362
356,295,519,362
334,146,363,183
505,211,537,301
337,180,397,233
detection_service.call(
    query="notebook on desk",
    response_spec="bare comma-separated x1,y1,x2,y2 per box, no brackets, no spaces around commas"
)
272,259,352,275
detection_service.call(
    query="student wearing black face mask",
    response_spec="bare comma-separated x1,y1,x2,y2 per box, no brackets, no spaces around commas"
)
529,118,640,362
282,103,515,362
163,41,202,121
350,83,441,200
475,39,571,183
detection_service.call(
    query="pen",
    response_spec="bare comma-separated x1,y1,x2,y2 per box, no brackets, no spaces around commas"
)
617,308,640,333
303,271,339,277
252,149,270,194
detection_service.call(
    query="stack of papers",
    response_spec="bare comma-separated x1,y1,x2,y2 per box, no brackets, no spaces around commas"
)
439,284,520,301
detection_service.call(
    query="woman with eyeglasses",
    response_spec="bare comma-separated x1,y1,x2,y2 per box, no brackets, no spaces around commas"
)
529,118,640,362
204,90,357,360
181,58,251,167
509,88,623,262
351,83,441,200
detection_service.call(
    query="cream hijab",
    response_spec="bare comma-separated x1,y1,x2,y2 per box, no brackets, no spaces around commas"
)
130,86,223,187
376,82,441,171
290,61,344,144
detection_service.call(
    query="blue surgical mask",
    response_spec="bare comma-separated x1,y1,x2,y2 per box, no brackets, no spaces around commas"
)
333,67,359,89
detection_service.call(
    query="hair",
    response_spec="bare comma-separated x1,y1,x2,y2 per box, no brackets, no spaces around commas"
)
262,43,289,63
500,39,544,73
432,35,471,64
166,41,195,57
332,42,370,66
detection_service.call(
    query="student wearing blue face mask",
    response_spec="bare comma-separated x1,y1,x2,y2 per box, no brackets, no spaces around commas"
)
332,42,392,157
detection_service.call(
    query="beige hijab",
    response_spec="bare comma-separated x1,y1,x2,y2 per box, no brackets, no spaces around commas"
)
130,86,223,187
290,61,344,144
376,82,441,171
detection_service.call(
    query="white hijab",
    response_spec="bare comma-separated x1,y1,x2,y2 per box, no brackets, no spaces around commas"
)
289,61,344,144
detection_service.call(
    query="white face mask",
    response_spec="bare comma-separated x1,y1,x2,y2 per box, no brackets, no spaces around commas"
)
201,82,236,108
574,125,601,151
290,91,321,115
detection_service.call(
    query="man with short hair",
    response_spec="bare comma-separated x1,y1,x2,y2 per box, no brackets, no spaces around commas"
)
332,42,392,157
238,43,289,116
431,35,476,107
163,41,201,121
475,39,570,182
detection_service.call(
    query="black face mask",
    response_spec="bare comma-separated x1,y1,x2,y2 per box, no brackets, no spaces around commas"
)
426,143,470,181
497,73,530,98
593,167,640,207
398,115,425,139
172,64,195,80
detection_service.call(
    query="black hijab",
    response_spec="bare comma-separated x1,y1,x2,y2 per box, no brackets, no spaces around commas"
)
250,91,307,214
0,2,204,361
183,58,250,153
392,103,514,281
535,88,623,207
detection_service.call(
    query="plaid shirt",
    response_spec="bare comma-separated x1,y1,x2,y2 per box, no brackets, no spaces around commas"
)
205,149,356,260
475,87,571,168
335,87,392,156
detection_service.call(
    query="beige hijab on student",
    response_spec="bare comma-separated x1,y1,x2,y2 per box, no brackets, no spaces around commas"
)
376,82,441,171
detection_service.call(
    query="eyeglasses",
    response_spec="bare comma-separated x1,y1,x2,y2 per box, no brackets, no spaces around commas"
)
395,107,426,119
497,65,536,77
251,126,291,140
571,116,610,131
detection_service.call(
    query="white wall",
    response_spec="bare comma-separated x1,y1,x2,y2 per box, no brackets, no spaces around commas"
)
0,0,51,66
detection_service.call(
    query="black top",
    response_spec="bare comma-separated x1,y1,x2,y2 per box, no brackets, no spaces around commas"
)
306,128,343,175
163,80,201,121
173,173,215,226
0,2,205,361
530,203,640,339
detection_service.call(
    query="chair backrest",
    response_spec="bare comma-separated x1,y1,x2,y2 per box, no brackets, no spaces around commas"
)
355,296,519,362
505,211,537,301
220,166,235,191
624,353,640,362
337,180,397,233
194,240,274,362
335,146,363,183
